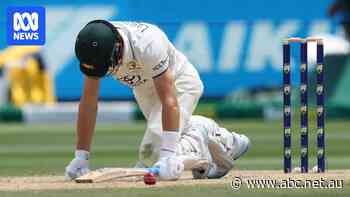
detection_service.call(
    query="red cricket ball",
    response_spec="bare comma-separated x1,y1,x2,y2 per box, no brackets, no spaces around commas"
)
143,172,157,185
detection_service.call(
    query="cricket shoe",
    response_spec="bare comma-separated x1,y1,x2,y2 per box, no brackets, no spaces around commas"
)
206,129,251,171
190,159,210,179
202,133,251,179
231,133,251,160
193,159,231,179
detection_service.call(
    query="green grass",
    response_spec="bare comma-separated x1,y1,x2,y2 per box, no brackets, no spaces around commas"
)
0,119,349,196
0,184,349,197
0,122,145,176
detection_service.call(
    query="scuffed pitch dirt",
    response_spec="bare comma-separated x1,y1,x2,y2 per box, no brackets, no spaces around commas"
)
0,170,349,191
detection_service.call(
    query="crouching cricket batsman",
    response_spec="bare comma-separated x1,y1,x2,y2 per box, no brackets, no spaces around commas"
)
65,20,250,181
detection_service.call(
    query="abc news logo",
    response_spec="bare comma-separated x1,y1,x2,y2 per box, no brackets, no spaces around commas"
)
7,6,45,45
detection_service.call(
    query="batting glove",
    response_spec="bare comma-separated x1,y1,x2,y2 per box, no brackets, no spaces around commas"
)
65,150,90,180
153,156,184,181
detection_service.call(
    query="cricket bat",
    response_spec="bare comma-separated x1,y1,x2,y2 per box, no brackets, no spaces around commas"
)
75,167,160,183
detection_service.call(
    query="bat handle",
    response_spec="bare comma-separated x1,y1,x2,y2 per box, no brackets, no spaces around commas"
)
146,167,160,175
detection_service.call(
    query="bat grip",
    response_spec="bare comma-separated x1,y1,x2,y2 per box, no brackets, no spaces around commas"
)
146,167,160,175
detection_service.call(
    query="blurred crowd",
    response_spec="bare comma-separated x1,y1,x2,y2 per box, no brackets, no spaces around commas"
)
0,46,55,107
0,0,348,109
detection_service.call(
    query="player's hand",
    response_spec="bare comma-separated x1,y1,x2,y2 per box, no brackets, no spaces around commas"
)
65,150,90,180
153,156,184,180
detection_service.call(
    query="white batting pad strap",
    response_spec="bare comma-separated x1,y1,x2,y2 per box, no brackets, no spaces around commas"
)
75,150,90,160
159,131,179,158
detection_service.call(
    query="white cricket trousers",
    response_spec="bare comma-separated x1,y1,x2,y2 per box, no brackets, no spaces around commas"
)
133,63,203,166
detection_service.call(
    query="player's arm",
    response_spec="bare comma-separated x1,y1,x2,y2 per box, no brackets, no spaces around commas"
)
65,76,99,180
76,76,100,151
146,27,180,133
143,28,183,180
152,68,184,181
153,68,179,132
